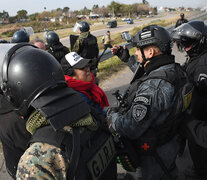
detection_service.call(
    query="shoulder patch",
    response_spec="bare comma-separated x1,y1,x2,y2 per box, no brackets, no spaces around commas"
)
134,95,151,105
198,73,207,82
132,104,147,122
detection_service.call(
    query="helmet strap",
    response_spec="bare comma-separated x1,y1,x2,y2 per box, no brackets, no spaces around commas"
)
140,48,148,66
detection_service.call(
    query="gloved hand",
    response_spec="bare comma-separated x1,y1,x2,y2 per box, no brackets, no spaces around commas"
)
106,107,119,132
111,45,130,62
106,107,119,117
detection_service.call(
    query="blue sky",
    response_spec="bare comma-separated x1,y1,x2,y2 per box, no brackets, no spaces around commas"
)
0,0,205,16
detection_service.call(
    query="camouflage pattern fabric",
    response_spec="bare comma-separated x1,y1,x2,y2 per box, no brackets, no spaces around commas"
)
71,32,89,52
16,142,69,180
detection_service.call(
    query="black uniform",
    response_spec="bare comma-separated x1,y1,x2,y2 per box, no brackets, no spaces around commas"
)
182,48,207,178
0,95,31,178
47,42,69,63
175,18,188,28
172,21,207,179
108,25,193,180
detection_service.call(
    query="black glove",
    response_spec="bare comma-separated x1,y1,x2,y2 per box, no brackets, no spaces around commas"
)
116,46,130,63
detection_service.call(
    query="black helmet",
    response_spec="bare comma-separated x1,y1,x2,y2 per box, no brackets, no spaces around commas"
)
0,39,10,43
73,21,90,33
45,31,60,45
132,24,173,54
11,30,29,43
180,13,184,19
172,21,207,56
0,43,66,116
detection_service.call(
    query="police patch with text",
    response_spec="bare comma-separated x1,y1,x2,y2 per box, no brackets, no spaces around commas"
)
87,136,116,180
132,95,151,122
134,95,151,105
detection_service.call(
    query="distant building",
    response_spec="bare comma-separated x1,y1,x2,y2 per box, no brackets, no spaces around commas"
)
76,15,87,20
158,7,165,12
89,12,99,19
50,16,64,22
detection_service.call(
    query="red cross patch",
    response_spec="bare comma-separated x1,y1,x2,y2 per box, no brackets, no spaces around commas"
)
141,143,150,151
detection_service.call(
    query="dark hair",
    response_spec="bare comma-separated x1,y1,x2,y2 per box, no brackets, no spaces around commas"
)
107,30,110,33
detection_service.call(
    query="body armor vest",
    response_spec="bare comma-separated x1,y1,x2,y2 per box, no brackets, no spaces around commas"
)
30,107,117,180
78,34,98,59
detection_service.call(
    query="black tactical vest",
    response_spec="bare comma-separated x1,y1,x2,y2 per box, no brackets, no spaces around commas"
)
78,33,98,59
120,63,193,145
30,107,117,180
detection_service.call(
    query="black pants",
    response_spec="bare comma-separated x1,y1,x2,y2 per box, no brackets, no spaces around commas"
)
0,111,31,178
104,44,112,50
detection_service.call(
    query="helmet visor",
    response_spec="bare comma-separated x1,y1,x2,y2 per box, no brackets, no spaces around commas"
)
73,23,82,33
172,23,202,41
177,37,197,48
43,31,48,40
21,27,34,36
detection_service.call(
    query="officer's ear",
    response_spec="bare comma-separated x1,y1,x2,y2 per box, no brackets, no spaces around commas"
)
144,47,155,59
149,46,162,58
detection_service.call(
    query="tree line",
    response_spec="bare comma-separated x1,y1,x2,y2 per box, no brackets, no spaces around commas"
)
0,0,157,24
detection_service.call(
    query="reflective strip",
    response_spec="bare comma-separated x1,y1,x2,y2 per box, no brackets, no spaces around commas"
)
141,31,152,39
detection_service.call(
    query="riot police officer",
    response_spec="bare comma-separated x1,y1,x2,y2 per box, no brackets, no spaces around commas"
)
45,31,69,62
11,30,30,43
0,43,117,179
172,21,207,179
108,25,193,180
175,13,188,28
71,21,99,77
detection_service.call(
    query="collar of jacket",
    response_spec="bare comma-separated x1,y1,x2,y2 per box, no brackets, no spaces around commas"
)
144,54,175,74
186,43,207,64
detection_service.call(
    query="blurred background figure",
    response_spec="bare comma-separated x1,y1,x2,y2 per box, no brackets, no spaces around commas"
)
175,13,188,28
103,30,113,51
44,30,69,62
31,38,46,50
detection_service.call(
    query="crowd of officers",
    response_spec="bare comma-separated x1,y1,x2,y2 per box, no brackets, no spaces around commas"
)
0,14,207,180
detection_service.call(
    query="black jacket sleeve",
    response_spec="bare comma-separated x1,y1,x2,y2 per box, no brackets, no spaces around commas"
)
183,115,207,148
